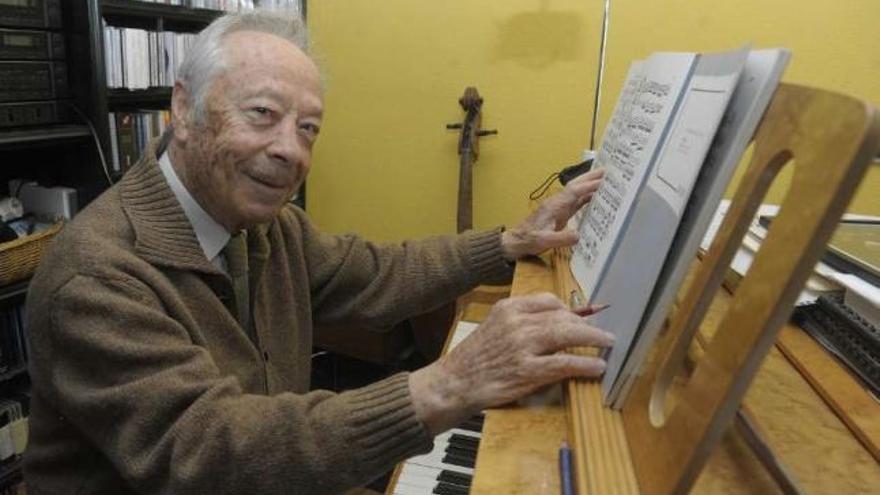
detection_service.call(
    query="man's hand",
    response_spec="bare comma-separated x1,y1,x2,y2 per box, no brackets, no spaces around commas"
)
408,293,614,435
501,168,604,261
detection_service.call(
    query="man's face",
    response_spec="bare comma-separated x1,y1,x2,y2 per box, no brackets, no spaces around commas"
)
175,30,323,232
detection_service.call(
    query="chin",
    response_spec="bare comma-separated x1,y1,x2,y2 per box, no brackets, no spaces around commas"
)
236,203,285,228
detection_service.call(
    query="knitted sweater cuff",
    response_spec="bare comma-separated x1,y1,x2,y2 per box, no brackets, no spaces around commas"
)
340,372,433,476
461,227,515,285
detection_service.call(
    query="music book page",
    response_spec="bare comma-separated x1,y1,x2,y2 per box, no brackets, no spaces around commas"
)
570,52,697,298
609,49,790,408
567,47,779,403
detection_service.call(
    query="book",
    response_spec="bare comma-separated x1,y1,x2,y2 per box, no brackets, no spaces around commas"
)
568,47,792,406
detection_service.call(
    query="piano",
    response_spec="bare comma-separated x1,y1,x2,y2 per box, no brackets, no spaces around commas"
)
387,320,485,495
393,82,880,495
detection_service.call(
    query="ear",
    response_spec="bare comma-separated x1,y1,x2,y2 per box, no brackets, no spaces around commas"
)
171,81,191,142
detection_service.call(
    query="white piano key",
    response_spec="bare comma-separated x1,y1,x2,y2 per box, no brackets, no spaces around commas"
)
405,449,475,476
394,480,433,495
449,427,481,439
395,472,438,490
448,321,479,351
391,319,484,494
400,463,443,480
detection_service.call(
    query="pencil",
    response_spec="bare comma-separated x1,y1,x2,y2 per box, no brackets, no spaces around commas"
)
559,441,575,495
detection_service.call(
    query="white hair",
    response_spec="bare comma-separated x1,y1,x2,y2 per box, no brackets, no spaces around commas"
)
177,7,310,124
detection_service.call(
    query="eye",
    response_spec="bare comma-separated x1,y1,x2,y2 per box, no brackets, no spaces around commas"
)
298,122,321,140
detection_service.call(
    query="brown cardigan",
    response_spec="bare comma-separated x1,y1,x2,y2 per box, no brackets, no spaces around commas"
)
23,141,512,494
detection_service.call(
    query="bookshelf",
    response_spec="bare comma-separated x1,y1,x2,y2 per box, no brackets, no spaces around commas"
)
107,87,173,110
0,1,275,489
0,125,91,149
101,0,224,31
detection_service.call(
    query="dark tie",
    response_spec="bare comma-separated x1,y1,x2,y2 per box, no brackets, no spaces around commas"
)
223,231,250,332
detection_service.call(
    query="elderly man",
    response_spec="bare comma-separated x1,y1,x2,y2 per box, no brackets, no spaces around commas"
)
24,8,611,495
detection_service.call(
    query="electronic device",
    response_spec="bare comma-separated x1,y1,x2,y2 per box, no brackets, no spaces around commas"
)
0,28,64,60
558,158,594,185
825,221,880,287
14,181,77,221
0,0,61,30
0,60,67,102
0,100,69,127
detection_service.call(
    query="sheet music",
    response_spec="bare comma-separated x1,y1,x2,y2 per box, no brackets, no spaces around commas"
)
589,47,750,402
571,53,697,298
609,49,791,408
651,68,751,215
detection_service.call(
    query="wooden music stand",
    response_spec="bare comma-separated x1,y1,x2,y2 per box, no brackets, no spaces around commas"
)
549,83,880,495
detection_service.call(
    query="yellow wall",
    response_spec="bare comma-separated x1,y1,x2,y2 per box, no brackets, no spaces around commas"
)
308,1,880,241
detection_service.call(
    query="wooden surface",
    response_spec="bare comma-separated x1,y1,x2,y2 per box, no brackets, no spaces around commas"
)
472,257,880,494
776,324,880,461
551,248,640,495
622,83,880,495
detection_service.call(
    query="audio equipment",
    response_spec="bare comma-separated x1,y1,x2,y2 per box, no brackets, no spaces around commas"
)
0,0,61,30
0,100,69,127
0,28,63,60
0,61,68,102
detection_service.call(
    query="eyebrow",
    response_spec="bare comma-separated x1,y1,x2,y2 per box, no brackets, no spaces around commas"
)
239,88,323,118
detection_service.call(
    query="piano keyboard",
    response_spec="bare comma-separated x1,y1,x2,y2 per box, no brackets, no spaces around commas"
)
389,320,482,495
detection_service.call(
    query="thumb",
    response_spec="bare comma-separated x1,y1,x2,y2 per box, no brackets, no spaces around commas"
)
536,229,579,250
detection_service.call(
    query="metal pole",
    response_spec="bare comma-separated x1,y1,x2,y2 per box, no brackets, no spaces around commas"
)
589,0,612,150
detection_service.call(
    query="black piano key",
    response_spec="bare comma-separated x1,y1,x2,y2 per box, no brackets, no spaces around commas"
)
442,452,476,469
432,480,470,495
449,433,480,450
459,419,483,433
449,433,480,446
438,470,473,488
445,444,477,461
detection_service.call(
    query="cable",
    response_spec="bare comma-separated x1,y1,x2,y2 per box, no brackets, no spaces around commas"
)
67,103,114,187
529,172,560,201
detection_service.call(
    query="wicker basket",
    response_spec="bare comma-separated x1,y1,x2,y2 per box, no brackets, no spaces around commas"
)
0,222,64,286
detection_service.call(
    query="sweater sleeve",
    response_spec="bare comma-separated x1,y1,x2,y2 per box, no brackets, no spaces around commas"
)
283,207,514,327
34,272,433,495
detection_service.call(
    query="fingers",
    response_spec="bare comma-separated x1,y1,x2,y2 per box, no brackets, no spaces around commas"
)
564,169,604,196
568,167,604,185
534,229,579,250
532,313,615,351
505,292,566,313
538,353,607,379
535,168,603,223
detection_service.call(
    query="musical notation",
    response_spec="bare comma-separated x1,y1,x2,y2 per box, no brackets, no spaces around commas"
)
572,53,698,298
575,71,673,270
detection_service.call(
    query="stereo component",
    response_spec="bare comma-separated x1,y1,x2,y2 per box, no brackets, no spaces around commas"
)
0,0,61,30
0,28,64,60
0,61,67,102
0,100,69,127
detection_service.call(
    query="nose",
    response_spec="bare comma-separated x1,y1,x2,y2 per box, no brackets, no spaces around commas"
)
266,115,309,173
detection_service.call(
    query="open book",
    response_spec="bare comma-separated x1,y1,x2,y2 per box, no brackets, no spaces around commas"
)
569,47,791,406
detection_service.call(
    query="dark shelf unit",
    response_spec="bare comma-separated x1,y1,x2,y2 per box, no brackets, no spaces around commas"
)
102,0,223,32
0,365,27,384
108,87,172,111
0,125,91,149
0,280,28,490
0,458,22,489
0,280,29,304
86,2,225,185
93,1,308,209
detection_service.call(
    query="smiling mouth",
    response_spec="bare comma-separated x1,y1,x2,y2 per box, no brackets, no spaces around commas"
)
246,172,287,190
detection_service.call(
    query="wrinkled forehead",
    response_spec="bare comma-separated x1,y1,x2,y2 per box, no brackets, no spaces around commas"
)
217,30,323,102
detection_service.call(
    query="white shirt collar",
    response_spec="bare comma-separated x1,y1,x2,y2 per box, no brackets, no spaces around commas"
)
158,152,230,266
